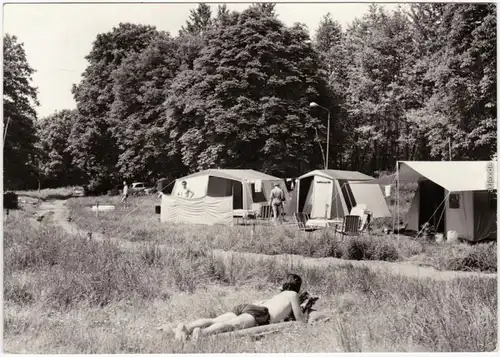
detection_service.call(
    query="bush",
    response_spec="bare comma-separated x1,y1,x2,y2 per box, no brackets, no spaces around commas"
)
342,236,399,262
443,242,497,273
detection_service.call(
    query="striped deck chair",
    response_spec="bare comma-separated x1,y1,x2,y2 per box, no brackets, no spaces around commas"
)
335,215,362,237
257,204,273,225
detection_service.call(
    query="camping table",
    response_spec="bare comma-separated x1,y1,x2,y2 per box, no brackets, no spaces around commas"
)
233,209,258,225
305,218,343,229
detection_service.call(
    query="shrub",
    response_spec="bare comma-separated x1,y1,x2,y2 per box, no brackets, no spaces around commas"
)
342,237,399,262
443,242,497,273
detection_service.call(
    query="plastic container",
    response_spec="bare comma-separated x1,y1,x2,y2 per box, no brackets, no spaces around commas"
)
435,233,444,243
447,230,458,243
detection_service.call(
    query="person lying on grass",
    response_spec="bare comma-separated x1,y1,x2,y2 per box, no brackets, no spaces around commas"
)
174,274,318,341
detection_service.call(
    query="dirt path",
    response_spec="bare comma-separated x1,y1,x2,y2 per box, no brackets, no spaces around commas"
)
44,200,496,282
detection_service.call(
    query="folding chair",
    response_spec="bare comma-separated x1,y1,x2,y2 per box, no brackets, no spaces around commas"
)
293,212,319,232
335,215,362,238
257,205,273,225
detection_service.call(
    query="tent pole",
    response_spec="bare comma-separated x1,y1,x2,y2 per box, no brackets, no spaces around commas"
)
296,180,300,213
396,161,400,242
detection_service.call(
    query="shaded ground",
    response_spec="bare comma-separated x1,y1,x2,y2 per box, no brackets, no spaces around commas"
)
41,199,497,281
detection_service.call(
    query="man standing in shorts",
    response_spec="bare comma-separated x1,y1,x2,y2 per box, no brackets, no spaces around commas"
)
269,183,285,225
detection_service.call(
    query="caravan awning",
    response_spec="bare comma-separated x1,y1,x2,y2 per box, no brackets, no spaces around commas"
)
354,161,497,192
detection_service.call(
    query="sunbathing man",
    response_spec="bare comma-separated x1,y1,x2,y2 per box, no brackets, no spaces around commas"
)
174,274,308,341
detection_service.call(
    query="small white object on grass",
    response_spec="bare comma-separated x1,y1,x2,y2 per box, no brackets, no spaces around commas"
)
91,205,116,212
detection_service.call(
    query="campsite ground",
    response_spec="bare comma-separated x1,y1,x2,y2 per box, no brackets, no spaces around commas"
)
66,194,497,274
3,189,498,353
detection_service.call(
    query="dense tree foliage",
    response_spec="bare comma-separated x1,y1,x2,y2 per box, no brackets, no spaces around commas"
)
166,5,328,176
110,33,184,181
3,34,39,189
68,23,162,191
343,6,419,172
36,110,82,187
407,3,497,160
6,3,496,190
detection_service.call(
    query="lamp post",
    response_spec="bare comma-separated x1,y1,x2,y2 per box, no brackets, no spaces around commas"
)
309,102,331,170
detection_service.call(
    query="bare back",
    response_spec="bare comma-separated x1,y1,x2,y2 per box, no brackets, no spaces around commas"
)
254,291,306,323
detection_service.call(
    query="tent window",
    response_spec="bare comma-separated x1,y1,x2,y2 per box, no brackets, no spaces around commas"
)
338,180,356,213
449,194,460,209
251,183,267,202
488,191,497,210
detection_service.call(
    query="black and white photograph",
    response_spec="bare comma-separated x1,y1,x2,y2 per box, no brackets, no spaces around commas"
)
2,0,497,353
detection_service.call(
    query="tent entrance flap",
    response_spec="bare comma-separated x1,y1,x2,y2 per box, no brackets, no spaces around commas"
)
311,178,333,219
418,180,445,232
338,180,356,213
298,176,313,213
232,181,243,209
206,177,243,209
473,191,497,241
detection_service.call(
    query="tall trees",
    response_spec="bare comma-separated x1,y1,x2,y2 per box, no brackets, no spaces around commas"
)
69,23,161,191
314,13,349,168
110,33,184,181
24,3,496,191
36,110,81,186
342,5,419,172
166,5,329,176
3,34,39,189
407,3,496,160
179,3,213,36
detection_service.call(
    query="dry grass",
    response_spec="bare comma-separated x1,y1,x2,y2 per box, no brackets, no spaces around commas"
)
16,186,78,201
66,195,496,273
3,212,497,353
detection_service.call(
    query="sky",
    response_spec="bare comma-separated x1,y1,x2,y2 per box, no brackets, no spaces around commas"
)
3,1,402,118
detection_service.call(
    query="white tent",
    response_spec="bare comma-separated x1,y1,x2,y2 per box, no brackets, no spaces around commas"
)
294,169,391,219
358,161,498,242
170,169,290,211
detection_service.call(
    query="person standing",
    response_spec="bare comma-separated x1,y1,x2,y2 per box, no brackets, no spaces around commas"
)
178,180,194,199
121,181,129,205
269,183,285,225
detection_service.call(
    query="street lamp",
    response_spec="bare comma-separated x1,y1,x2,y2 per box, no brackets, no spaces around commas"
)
309,102,331,170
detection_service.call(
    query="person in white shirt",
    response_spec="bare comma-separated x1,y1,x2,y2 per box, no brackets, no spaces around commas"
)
178,180,194,199
269,183,286,224
121,181,128,204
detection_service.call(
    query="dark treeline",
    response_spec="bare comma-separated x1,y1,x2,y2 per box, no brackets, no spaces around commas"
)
3,3,496,191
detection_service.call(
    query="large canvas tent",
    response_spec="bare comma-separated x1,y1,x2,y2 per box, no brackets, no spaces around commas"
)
170,169,290,209
357,161,497,242
294,169,391,219
162,169,290,225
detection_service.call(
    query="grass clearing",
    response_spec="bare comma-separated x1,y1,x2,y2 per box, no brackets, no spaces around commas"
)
3,214,497,353
67,195,496,273
16,186,78,201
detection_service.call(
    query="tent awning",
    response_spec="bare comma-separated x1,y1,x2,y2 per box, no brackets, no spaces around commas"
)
353,161,497,192
349,183,392,218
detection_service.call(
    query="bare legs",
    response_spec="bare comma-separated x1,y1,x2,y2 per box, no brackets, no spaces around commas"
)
272,204,283,225
192,314,256,340
175,312,238,341
186,312,236,333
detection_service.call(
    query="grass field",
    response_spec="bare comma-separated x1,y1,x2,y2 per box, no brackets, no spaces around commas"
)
67,195,497,273
3,211,498,353
16,186,78,201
